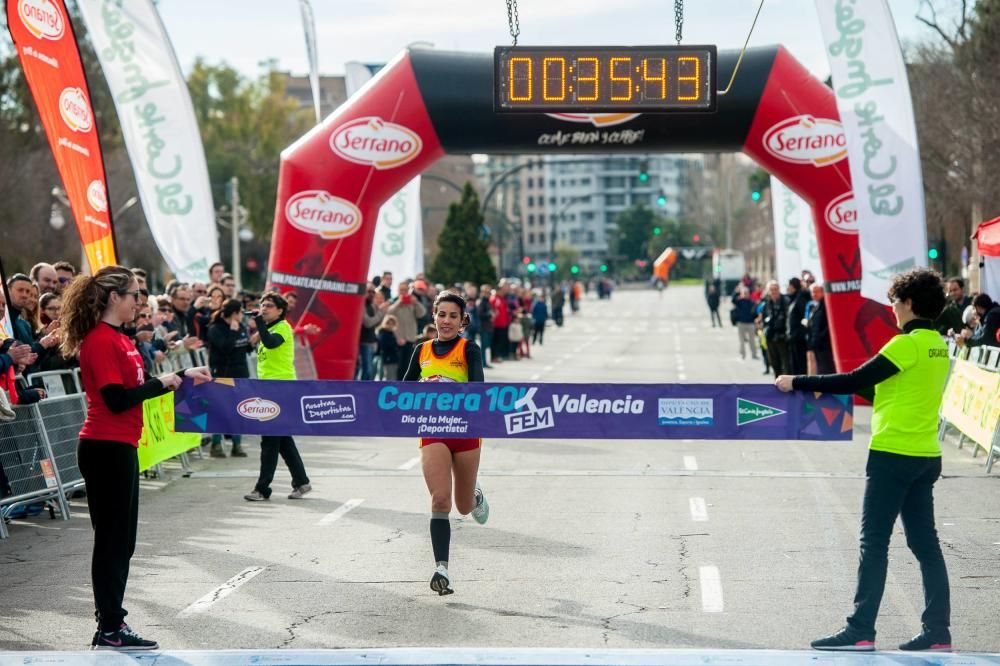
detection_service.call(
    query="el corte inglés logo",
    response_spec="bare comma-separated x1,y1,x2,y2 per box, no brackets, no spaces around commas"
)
763,115,847,167
285,190,362,240
86,180,107,213
736,398,786,426
824,192,859,235
546,113,640,127
58,87,93,133
18,0,65,41
237,397,280,422
330,116,422,169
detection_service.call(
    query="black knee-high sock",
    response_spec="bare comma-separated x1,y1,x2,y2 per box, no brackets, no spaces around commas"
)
430,512,450,566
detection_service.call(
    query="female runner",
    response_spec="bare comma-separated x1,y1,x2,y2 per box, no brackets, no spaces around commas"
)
402,291,489,595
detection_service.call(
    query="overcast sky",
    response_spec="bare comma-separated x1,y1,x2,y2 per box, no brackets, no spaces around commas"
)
155,0,959,81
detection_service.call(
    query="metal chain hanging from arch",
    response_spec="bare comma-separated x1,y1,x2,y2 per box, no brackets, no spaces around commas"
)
675,0,684,44
506,0,520,46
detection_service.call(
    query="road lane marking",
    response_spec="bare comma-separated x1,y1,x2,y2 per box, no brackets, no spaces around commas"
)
689,497,708,522
683,456,698,471
699,566,724,612
543,365,554,372
318,498,365,525
178,566,266,616
678,373,687,380
530,373,541,380
398,457,420,470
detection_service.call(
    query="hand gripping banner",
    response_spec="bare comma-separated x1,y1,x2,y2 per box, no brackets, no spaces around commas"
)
270,45,900,380
174,379,853,441
6,0,117,271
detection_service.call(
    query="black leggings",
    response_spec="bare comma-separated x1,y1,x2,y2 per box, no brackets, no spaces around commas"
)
78,439,139,632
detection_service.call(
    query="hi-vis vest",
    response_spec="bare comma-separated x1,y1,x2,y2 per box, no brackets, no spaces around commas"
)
256,319,296,380
418,338,469,383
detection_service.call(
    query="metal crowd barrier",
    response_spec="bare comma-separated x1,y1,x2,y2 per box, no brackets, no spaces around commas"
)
0,396,86,539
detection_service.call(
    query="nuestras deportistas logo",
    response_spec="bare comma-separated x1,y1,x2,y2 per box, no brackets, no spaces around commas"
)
330,116,422,169
763,115,847,167
824,192,859,235
58,87,93,133
86,180,107,213
301,394,357,424
237,397,281,421
285,190,362,240
546,112,640,127
18,0,65,41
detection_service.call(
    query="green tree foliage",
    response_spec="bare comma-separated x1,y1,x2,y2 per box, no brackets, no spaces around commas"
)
186,61,313,243
613,204,665,262
429,183,497,287
553,242,581,282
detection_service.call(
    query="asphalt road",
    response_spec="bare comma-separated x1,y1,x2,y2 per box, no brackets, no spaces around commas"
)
1,284,998,655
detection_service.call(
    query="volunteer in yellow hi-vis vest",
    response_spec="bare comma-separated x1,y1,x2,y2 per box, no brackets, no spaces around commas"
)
243,291,311,502
776,269,952,653
402,291,488,596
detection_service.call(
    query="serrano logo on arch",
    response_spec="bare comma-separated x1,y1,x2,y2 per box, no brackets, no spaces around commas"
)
237,397,280,422
330,116,422,169
18,0,65,41
285,190,362,240
546,113,640,127
763,115,846,167
58,87,93,133
824,192,859,235
86,180,107,213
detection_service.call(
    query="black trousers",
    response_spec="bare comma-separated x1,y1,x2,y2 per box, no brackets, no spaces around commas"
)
254,436,310,496
531,322,545,344
788,339,808,375
847,450,950,637
492,326,510,360
767,338,788,377
78,439,139,631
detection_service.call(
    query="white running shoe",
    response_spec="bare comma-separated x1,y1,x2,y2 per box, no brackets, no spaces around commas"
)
471,481,489,525
430,564,453,596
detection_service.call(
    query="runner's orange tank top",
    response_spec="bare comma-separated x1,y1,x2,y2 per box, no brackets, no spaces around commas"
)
418,337,469,383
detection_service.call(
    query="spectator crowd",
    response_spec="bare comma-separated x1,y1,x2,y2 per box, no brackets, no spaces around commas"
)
714,271,1000,377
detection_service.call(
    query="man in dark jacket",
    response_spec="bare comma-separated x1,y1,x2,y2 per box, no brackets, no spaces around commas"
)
806,284,835,374
786,277,810,375
762,280,789,377
934,277,971,336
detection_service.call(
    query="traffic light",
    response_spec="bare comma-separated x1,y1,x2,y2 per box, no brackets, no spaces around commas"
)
527,262,537,272
547,262,557,272
751,190,762,202
522,256,531,265
928,247,939,260
653,226,662,235
638,158,649,183
600,264,608,272
656,190,667,206
692,234,700,243
570,265,580,275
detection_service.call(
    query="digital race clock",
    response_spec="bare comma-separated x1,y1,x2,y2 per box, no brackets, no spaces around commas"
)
494,46,717,113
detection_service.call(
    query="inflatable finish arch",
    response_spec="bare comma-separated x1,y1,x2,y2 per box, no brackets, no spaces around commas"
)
269,45,896,380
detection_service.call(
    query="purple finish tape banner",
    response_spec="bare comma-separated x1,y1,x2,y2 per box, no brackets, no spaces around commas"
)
174,379,853,441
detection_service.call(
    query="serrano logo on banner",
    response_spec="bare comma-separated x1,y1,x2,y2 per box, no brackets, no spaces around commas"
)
237,397,280,421
86,180,107,213
58,87,93,133
824,192,859,235
285,190,362,239
546,113,640,127
18,0,65,40
330,116,422,169
763,115,847,167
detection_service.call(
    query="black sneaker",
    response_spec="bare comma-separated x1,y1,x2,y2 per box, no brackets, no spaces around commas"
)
92,623,159,651
899,630,952,652
811,627,875,651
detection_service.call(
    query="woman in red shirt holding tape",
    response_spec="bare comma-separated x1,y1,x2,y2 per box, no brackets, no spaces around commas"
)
61,266,209,651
